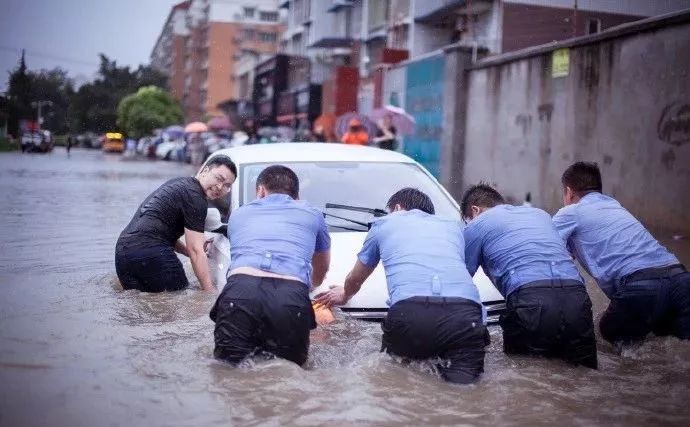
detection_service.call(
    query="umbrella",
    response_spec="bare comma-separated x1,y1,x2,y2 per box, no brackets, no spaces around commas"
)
164,125,185,139
335,112,378,139
207,116,231,131
185,121,208,133
368,105,416,135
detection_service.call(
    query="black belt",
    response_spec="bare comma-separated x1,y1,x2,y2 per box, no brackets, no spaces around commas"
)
621,264,686,285
403,295,481,307
519,279,584,289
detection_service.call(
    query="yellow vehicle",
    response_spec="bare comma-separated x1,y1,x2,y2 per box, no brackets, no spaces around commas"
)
102,132,125,153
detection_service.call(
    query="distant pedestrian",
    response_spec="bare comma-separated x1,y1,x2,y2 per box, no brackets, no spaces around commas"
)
312,124,327,142
373,115,397,150
341,119,369,145
66,135,72,156
189,133,206,166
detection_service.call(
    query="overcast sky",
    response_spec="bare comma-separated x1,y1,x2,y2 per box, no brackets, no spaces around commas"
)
0,0,175,91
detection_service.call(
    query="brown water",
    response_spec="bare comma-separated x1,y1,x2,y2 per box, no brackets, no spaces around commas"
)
1,148,689,426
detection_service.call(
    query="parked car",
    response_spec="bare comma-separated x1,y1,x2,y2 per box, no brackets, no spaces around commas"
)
155,138,185,161
102,132,125,153
200,143,505,323
20,130,53,153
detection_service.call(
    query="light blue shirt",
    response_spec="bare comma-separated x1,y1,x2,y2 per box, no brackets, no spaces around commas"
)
464,205,583,297
228,193,331,287
552,192,679,298
357,209,482,308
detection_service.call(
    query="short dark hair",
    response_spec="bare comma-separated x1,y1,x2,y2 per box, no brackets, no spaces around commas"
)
205,155,237,177
256,165,299,199
386,188,435,214
460,183,505,220
561,161,602,196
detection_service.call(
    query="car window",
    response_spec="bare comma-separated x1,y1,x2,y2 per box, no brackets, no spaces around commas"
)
240,161,461,232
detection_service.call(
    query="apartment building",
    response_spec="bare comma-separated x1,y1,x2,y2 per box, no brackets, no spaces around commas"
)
151,0,284,121
150,1,191,102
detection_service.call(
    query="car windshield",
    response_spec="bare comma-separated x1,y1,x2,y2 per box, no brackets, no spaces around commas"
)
240,161,461,232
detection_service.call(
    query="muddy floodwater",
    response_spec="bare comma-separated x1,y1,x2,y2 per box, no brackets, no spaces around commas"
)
1,148,689,426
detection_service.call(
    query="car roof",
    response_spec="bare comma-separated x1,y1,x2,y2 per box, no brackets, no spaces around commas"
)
210,143,416,165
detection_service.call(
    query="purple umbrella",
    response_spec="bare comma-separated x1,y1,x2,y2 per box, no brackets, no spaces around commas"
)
164,125,185,139
368,105,416,135
207,116,231,131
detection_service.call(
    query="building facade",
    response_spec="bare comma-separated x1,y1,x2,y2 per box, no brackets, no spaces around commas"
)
151,0,284,122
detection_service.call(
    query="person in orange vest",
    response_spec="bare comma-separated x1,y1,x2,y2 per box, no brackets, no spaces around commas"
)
341,118,369,145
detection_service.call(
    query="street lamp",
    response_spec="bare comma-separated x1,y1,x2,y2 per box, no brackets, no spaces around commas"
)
30,100,53,129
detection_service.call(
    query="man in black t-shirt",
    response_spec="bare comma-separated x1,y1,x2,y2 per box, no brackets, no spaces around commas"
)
115,155,237,292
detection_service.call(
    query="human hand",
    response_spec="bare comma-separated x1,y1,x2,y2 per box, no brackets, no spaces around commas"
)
314,286,348,308
203,237,214,254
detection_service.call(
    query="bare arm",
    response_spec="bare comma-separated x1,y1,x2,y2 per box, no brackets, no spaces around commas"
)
314,260,375,308
174,239,189,257
184,228,215,292
311,250,330,288
372,127,394,143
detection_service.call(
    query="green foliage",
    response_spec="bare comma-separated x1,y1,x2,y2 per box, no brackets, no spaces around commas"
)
4,52,170,136
117,86,183,138
67,54,169,134
0,136,18,152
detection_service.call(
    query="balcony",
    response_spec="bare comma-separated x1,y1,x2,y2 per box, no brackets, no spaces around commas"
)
327,0,354,13
415,0,492,24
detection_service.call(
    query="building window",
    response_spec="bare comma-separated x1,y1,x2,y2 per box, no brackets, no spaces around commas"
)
260,32,278,42
244,7,255,18
243,29,255,40
260,11,279,22
586,18,601,35
368,0,389,32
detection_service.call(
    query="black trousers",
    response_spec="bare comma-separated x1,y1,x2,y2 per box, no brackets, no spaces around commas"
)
210,274,316,366
115,245,188,292
500,280,598,369
382,296,489,384
600,265,690,344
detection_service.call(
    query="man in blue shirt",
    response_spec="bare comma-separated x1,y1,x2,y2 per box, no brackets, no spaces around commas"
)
553,162,689,345
315,188,488,384
210,165,331,366
461,184,597,368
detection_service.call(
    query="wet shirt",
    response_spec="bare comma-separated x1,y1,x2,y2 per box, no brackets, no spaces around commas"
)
358,210,481,307
117,177,207,250
228,193,330,287
464,205,583,297
552,192,679,298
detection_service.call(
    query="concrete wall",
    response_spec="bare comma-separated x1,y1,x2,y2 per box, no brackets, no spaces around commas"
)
505,0,690,16
459,11,690,232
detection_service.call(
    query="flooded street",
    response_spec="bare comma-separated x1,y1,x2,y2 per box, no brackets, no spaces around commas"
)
1,148,689,426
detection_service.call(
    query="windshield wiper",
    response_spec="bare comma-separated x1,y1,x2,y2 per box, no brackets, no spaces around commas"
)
323,212,370,229
325,203,388,217
327,224,369,232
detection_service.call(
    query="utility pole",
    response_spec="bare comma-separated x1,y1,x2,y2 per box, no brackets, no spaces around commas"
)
573,0,579,37
30,100,53,130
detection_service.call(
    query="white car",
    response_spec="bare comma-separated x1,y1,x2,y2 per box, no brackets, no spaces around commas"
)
201,143,505,323
156,139,185,161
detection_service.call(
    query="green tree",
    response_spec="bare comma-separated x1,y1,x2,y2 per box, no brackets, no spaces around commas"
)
6,51,32,136
117,86,183,138
67,54,169,133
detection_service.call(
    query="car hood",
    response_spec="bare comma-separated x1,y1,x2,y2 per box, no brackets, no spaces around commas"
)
310,232,504,309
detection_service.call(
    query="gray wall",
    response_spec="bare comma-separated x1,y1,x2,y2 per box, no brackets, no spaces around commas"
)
459,13,690,232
